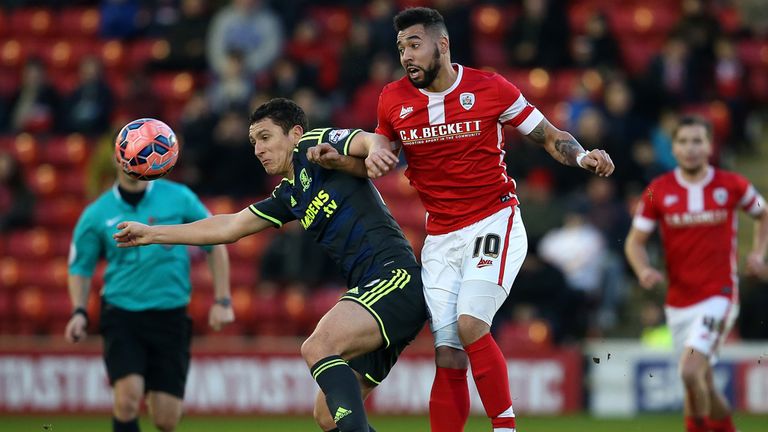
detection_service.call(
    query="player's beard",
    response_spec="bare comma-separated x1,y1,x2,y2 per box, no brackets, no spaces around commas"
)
407,45,441,89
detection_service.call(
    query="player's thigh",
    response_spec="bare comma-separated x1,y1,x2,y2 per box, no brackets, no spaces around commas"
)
421,231,463,336
146,391,183,430
144,309,192,400
306,300,383,362
666,296,739,365
460,206,527,294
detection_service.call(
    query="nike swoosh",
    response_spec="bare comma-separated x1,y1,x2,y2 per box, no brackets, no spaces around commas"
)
105,215,123,227
150,159,172,170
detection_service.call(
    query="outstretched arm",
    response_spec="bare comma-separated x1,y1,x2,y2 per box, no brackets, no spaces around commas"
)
206,244,235,330
114,208,273,247
526,118,615,177
307,132,399,178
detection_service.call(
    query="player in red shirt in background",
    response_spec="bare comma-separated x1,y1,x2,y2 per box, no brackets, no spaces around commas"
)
625,116,768,432
313,7,614,432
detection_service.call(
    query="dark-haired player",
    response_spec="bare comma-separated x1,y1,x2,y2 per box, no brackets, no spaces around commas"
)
312,7,614,432
626,116,768,432
114,98,427,432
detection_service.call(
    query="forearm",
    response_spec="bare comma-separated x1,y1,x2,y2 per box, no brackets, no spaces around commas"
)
67,275,91,309
625,240,651,278
335,155,369,178
526,119,586,167
206,244,231,299
752,210,768,257
151,214,240,245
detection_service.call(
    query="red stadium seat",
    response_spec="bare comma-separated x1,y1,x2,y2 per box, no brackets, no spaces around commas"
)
101,40,128,71
619,37,663,76
0,257,68,290
59,8,100,37
608,6,678,37
472,37,507,70
151,72,196,102
6,228,69,259
308,6,351,41
34,197,85,229
738,40,768,69
28,164,86,196
127,39,167,69
9,8,54,37
8,133,39,167
41,134,90,167
49,70,80,95
1,39,26,70
0,9,7,38
0,69,20,97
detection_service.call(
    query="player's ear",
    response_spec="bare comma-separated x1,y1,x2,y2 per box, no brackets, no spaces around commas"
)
290,124,304,142
440,35,450,55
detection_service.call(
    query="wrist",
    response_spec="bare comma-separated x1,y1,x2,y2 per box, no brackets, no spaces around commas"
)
214,297,231,307
576,151,589,168
72,307,89,324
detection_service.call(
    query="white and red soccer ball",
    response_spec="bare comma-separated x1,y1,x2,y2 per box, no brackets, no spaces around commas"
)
115,118,179,181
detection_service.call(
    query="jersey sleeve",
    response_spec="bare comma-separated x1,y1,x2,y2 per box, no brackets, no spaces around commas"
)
68,209,102,277
180,186,214,252
495,75,545,135
374,92,396,141
632,185,661,232
297,127,364,156
734,174,766,217
248,194,296,228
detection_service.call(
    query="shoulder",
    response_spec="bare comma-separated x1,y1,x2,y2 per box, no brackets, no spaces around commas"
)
713,168,747,185
380,77,415,101
645,172,676,195
78,191,113,226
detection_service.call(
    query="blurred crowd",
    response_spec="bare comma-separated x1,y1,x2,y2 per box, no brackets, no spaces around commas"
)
2,0,768,344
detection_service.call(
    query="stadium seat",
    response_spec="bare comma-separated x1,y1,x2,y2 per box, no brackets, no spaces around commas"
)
9,133,39,167
619,37,663,76
151,72,196,102
100,40,127,71
1,39,25,70
59,8,100,37
9,8,54,37
737,39,768,69
127,39,167,69
471,5,509,41
41,134,89,168
34,197,85,229
308,6,351,41
0,69,20,98
1,257,68,290
6,228,69,259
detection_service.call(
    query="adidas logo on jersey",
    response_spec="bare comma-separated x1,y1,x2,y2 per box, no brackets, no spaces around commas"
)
399,106,413,119
334,406,352,422
347,287,359,295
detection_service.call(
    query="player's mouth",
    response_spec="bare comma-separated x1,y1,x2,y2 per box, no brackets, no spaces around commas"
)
406,65,421,80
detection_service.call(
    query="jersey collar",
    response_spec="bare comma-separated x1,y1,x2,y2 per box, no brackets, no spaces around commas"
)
418,64,463,97
674,165,714,189
111,180,155,205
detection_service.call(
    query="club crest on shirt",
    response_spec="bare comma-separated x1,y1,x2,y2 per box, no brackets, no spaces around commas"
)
663,194,678,207
300,168,312,192
460,92,475,110
328,129,350,144
713,187,728,205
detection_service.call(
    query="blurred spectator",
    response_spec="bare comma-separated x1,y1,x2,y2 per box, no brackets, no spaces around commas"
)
7,59,60,133
0,153,35,232
200,110,266,197
267,58,314,98
650,109,679,171
338,20,376,99
673,0,720,90
259,221,342,290
293,87,331,128
642,35,696,113
516,168,564,241
639,300,672,348
120,68,162,121
366,0,398,61
339,54,395,130
571,12,620,70
433,0,473,64
286,18,339,92
100,0,143,39
738,0,768,38
499,243,587,343
584,177,630,250
151,0,211,71
178,92,217,191
738,277,768,339
206,0,283,78
505,0,571,69
63,56,114,136
714,37,748,148
208,52,254,113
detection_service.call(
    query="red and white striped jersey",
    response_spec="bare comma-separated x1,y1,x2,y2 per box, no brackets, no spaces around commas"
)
375,64,543,235
633,167,765,307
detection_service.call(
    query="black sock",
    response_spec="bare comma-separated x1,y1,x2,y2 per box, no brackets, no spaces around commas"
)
112,417,140,432
327,425,374,432
311,355,369,432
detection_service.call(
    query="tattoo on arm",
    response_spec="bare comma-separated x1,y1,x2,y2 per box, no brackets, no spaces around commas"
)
525,118,585,167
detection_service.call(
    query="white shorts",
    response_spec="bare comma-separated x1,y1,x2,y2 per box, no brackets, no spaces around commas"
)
665,296,739,365
422,206,527,348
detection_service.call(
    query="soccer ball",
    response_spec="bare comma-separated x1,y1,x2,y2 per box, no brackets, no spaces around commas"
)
115,118,179,180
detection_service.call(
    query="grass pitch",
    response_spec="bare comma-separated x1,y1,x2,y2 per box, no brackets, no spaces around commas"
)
2,414,767,431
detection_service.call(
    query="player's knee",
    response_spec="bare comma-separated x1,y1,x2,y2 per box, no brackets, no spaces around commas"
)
457,314,490,347
680,357,707,385
152,416,179,432
301,334,334,367
113,397,140,421
434,345,469,369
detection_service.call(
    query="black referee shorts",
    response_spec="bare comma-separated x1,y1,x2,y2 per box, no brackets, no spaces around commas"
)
341,266,428,386
99,302,192,399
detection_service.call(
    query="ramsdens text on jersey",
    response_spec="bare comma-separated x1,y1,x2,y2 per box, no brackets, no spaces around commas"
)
301,189,337,229
399,120,482,145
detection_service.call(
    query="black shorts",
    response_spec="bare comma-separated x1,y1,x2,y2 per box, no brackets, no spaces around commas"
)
99,302,192,398
341,266,427,386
